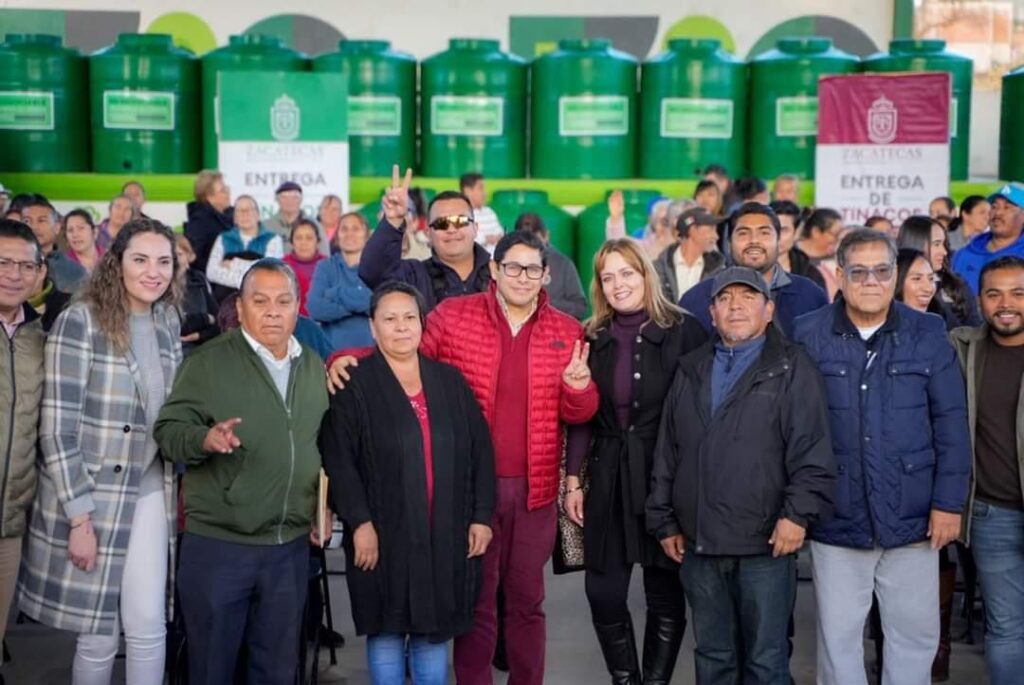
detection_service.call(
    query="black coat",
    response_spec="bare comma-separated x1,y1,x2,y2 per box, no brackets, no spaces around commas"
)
646,326,836,556
179,269,220,355
183,201,233,273
788,246,827,291
320,352,495,641
582,316,707,571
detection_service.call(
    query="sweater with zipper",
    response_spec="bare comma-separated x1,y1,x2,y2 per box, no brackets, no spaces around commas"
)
155,328,329,546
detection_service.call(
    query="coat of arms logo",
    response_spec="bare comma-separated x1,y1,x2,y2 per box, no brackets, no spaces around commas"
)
270,94,300,141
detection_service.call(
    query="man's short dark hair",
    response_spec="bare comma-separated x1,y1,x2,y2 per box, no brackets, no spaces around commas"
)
0,218,43,262
369,280,428,328
803,208,843,239
836,228,898,269
735,177,767,201
979,255,1024,291
513,212,547,238
18,193,56,217
494,230,547,268
769,200,801,223
694,179,719,197
458,173,484,192
702,163,729,179
427,190,474,218
239,257,299,299
728,202,782,238
865,215,891,229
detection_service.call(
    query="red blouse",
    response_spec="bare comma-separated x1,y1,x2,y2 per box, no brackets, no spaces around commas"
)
407,389,434,515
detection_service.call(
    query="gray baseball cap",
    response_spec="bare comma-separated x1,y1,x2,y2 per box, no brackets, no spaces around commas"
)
710,266,770,300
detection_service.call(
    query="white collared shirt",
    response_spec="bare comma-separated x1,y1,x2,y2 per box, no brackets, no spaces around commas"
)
240,326,302,371
673,248,705,298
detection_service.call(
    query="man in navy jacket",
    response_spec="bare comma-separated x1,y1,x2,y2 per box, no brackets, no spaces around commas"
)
680,203,827,337
793,228,971,685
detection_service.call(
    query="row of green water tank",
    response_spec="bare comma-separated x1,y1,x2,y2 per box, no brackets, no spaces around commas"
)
0,32,986,180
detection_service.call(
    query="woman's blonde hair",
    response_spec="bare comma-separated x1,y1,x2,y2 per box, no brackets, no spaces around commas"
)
83,218,182,353
585,237,683,338
193,170,223,203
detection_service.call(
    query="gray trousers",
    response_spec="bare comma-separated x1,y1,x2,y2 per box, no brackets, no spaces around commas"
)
810,541,939,685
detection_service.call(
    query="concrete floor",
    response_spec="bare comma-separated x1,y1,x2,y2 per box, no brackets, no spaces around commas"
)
4,550,990,684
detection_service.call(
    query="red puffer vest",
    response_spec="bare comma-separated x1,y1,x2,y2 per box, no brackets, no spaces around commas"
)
421,285,599,510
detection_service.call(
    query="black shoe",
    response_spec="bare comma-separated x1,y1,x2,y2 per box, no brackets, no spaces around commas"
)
641,612,685,685
594,618,641,685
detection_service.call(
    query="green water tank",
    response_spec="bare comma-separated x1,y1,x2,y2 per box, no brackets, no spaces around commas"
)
90,33,200,173
576,189,662,291
0,34,88,172
531,39,638,179
491,189,576,259
1001,66,1024,182
749,37,858,180
640,39,747,179
862,39,973,180
201,34,307,168
314,40,415,177
420,38,527,178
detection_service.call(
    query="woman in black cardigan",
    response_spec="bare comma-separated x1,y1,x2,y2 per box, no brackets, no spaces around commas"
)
320,281,495,685
565,238,707,684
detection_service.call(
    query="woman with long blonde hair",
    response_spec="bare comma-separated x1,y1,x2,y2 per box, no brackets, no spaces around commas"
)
19,218,183,684
565,237,707,683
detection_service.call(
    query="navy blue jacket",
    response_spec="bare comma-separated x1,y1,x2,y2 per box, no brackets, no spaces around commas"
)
792,300,971,549
680,268,828,338
359,219,492,312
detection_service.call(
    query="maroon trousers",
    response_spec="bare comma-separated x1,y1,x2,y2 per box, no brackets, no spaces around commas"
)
454,477,558,685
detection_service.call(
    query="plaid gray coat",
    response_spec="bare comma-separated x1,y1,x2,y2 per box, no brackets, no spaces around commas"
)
18,302,182,635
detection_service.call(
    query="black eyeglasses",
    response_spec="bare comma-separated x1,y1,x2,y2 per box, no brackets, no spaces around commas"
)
500,262,545,280
429,215,474,231
845,264,896,284
0,257,41,276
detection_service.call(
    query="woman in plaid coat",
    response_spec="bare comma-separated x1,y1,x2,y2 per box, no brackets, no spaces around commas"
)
18,218,182,684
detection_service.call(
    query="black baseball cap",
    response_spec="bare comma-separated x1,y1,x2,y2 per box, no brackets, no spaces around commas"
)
677,207,724,235
275,181,303,195
710,266,771,300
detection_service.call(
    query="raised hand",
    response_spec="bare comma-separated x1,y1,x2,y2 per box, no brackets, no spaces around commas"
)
607,190,625,221
203,417,242,454
383,164,413,229
562,340,592,390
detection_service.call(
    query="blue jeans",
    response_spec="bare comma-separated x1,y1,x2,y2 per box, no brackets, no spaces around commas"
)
971,499,1024,685
680,551,795,685
366,633,448,685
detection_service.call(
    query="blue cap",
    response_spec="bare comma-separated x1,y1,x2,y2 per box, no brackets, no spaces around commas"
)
988,183,1024,208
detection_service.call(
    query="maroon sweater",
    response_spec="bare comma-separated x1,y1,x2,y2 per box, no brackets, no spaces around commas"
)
491,317,536,477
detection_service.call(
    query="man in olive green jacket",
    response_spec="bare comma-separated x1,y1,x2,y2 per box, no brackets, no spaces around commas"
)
155,259,328,685
0,219,45,661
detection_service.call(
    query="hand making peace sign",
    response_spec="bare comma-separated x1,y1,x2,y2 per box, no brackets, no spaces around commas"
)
383,164,413,229
562,340,592,390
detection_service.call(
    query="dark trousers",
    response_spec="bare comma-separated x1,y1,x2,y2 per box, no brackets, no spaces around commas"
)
177,532,309,685
681,551,796,685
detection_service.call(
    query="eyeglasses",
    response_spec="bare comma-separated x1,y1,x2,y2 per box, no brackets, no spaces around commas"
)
0,257,41,276
845,264,896,284
429,215,473,231
499,262,545,280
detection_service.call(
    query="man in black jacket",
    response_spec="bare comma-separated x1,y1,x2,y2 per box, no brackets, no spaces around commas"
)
646,266,835,685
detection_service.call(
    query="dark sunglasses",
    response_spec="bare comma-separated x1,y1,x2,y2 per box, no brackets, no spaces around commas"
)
429,215,474,231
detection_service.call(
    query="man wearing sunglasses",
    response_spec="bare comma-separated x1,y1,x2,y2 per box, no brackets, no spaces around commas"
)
792,228,971,685
359,166,492,312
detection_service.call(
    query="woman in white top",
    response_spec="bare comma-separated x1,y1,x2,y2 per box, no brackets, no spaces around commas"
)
206,195,284,291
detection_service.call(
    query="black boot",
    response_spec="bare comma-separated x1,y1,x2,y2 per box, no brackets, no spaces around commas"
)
594,618,641,685
641,612,685,685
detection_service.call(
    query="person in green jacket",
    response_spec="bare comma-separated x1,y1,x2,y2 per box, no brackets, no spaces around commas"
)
155,258,329,685
0,219,45,672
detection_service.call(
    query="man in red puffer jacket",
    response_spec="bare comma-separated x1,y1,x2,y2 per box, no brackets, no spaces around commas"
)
329,224,598,685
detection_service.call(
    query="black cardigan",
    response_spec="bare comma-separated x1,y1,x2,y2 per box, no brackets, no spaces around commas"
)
320,352,495,641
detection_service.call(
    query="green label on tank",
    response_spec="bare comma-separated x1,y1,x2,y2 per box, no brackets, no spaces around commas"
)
348,96,402,137
0,92,54,130
659,98,733,139
102,91,176,131
430,96,504,136
558,96,629,137
775,96,819,137
950,97,958,139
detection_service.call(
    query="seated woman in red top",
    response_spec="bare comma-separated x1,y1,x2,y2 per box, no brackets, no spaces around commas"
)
320,280,495,685
283,219,326,316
